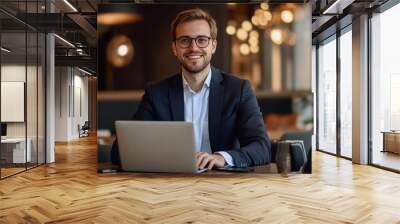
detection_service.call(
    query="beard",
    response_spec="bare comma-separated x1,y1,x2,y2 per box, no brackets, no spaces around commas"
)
181,60,209,74
179,50,211,74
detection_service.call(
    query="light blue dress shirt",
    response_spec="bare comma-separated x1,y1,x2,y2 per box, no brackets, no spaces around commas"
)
182,69,234,166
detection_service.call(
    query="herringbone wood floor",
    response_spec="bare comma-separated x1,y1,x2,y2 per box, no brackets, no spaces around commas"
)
1,136,400,223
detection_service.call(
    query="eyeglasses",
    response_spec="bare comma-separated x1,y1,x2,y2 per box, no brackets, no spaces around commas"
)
175,36,212,48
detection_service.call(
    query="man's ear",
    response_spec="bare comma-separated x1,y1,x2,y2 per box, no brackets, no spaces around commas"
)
172,42,177,56
211,39,217,54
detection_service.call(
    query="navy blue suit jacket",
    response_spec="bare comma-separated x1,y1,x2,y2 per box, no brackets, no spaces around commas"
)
112,67,271,167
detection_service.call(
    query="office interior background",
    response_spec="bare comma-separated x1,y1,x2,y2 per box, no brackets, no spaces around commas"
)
96,3,313,169
0,0,97,179
0,0,400,222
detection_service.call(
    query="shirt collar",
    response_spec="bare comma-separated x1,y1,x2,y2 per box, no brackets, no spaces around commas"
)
182,68,212,91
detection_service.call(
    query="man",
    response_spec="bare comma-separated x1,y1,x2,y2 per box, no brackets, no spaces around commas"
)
112,8,271,170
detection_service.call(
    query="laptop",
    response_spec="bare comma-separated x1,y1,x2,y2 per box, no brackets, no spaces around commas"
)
115,121,208,174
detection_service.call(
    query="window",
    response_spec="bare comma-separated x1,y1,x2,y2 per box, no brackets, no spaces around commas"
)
0,1,47,179
339,28,352,158
317,36,337,154
371,2,400,171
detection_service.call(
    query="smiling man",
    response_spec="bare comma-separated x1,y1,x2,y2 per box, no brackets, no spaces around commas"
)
112,8,271,170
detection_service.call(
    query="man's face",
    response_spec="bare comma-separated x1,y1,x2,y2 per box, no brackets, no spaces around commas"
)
172,20,217,74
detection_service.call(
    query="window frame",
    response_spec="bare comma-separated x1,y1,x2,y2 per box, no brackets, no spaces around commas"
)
315,21,353,160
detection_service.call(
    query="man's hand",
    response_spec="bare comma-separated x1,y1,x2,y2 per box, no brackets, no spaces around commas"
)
196,152,226,170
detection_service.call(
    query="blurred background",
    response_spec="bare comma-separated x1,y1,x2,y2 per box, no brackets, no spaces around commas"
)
0,1,313,178
97,3,313,146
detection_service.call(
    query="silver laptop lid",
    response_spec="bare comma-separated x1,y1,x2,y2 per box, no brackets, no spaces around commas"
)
115,121,201,173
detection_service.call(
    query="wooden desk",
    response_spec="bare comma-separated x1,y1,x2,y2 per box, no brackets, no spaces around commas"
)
99,163,280,175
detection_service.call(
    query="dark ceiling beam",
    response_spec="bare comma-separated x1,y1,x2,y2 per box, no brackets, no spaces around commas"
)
11,13,81,32
67,13,97,39
312,15,335,33
312,0,350,35
10,11,97,45
55,55,96,72
312,14,352,44
0,8,37,31
86,0,97,12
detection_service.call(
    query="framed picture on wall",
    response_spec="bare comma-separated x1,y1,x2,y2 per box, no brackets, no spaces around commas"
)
1,81,25,122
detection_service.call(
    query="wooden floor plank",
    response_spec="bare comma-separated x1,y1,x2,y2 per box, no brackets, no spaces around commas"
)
1,135,400,223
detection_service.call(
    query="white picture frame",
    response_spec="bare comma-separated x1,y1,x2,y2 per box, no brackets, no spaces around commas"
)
1,81,25,122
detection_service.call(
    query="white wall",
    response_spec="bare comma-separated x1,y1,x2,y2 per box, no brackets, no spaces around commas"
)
1,65,26,81
55,67,70,141
55,67,89,141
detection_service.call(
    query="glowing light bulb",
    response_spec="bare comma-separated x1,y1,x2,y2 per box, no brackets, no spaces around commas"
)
260,2,269,10
241,20,253,32
263,11,272,21
281,10,294,23
250,30,259,39
117,44,129,56
249,36,259,46
250,45,259,54
270,29,283,45
236,28,248,41
226,25,236,35
258,16,268,26
251,16,259,26
239,43,250,55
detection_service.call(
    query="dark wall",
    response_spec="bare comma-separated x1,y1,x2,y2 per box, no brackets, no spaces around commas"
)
98,4,231,91
98,101,139,134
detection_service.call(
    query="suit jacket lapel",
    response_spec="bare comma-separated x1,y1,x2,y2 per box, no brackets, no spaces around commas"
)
169,74,184,121
208,67,224,152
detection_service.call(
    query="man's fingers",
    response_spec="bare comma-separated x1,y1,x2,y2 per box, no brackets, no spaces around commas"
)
199,155,211,169
196,153,207,168
207,160,215,170
212,154,226,168
196,152,205,160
